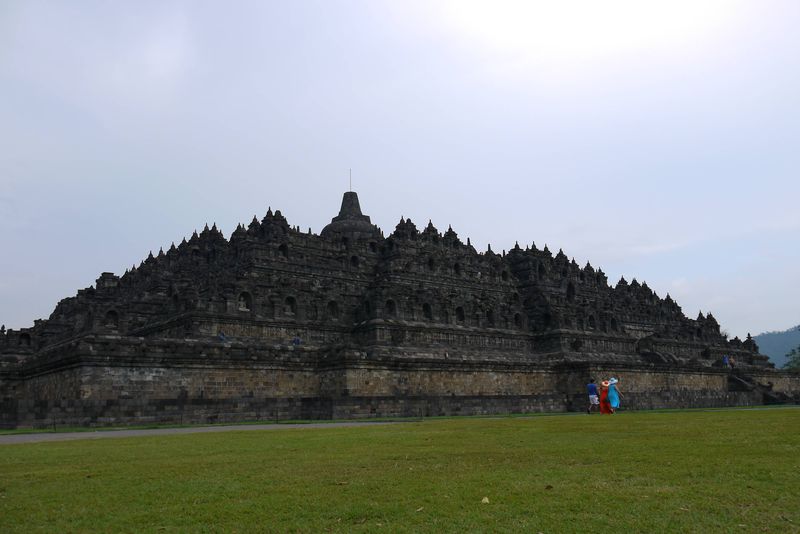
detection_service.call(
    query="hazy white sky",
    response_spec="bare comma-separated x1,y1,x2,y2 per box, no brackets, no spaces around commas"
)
1,1,798,338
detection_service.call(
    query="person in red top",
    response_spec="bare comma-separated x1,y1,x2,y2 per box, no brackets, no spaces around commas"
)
599,380,613,414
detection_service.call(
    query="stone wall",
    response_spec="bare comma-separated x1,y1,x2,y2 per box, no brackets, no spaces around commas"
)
745,371,800,395
11,362,325,427
2,336,797,428
339,366,556,397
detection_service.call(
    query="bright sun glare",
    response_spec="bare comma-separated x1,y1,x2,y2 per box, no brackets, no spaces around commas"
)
437,0,746,62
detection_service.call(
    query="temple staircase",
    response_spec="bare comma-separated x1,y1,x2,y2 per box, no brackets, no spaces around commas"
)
728,371,798,405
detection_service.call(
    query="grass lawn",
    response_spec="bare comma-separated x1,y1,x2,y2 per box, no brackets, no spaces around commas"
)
1,408,798,533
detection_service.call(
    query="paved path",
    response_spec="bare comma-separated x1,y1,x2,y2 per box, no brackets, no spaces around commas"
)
0,421,400,445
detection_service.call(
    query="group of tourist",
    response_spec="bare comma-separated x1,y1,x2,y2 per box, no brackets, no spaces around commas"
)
586,377,623,414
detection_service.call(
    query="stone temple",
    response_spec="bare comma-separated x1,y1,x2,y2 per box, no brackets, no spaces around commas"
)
1,192,797,427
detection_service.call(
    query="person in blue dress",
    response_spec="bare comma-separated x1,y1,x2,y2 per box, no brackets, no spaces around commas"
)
607,377,623,413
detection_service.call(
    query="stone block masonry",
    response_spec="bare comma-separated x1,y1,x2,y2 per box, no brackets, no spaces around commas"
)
1,191,797,428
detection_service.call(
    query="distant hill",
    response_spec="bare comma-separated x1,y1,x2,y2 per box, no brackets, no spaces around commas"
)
754,325,800,368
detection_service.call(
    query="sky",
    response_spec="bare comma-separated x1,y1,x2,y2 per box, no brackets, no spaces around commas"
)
1,1,798,339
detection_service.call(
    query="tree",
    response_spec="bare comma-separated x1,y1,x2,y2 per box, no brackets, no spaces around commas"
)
784,345,800,370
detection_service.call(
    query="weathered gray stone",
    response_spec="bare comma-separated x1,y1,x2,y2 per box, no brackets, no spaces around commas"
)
1,192,798,428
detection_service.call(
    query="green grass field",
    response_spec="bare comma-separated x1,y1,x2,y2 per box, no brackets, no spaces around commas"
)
1,408,798,533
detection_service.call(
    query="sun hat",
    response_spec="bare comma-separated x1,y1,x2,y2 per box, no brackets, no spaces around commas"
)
609,377,619,385
601,380,610,387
